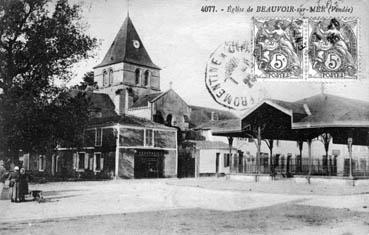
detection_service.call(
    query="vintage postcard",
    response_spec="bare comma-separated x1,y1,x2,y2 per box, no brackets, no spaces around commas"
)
0,0,369,234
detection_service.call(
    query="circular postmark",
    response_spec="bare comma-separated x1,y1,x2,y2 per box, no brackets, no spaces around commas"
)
205,41,262,111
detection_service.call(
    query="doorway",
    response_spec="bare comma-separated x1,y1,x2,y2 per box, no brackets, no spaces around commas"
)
134,150,164,178
215,153,220,174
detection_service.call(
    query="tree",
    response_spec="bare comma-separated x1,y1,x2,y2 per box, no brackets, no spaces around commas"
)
0,0,97,160
72,71,97,91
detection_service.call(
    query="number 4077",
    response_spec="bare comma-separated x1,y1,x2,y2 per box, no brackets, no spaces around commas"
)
201,5,216,12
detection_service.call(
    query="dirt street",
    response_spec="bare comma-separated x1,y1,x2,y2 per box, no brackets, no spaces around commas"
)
0,178,369,234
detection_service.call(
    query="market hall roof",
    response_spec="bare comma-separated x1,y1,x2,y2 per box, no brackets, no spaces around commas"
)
94,16,160,70
240,93,369,129
214,93,369,145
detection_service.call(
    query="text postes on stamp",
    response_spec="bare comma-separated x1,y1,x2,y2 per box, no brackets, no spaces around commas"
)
253,18,304,79
205,41,262,111
308,18,358,79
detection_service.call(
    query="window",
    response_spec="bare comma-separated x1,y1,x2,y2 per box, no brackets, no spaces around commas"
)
38,155,45,172
224,153,230,167
135,69,140,85
166,114,173,126
103,70,108,87
94,152,103,172
78,152,85,171
95,128,102,147
144,70,150,86
108,68,114,85
145,129,153,147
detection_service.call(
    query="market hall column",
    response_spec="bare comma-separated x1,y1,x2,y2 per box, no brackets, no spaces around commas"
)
256,125,261,181
348,136,353,179
307,139,312,184
227,137,233,174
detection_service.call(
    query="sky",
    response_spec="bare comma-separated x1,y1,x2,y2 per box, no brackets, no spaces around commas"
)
67,0,369,115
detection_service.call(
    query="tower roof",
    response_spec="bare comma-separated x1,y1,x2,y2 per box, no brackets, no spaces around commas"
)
94,16,160,70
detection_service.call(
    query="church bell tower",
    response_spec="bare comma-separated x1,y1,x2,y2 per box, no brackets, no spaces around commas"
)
93,16,161,110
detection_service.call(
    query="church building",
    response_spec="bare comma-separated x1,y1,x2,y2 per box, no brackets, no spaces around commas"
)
93,16,191,131
20,15,237,180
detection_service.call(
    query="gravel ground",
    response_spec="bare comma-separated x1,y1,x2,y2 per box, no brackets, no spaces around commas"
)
0,178,369,234
166,177,369,196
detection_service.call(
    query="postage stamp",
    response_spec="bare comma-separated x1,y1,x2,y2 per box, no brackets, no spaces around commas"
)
253,18,304,79
308,17,358,79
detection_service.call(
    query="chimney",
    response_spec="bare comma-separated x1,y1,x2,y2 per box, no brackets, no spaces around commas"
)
210,111,218,121
114,89,129,115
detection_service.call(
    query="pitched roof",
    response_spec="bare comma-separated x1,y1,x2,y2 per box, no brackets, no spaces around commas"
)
293,93,369,128
131,92,163,108
94,16,160,69
89,114,175,130
69,90,117,118
184,140,236,150
241,93,369,129
189,105,237,128
194,118,241,131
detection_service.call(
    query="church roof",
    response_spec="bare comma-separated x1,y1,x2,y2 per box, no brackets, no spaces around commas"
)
183,140,237,150
131,92,163,108
189,105,237,128
94,16,160,70
194,118,241,131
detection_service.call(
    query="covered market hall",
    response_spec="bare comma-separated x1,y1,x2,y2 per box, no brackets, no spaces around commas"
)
213,93,369,180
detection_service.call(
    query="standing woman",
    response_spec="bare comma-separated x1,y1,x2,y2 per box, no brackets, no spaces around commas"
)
19,168,30,202
8,166,20,202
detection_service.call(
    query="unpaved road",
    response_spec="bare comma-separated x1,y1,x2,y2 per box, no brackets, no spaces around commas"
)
1,178,369,234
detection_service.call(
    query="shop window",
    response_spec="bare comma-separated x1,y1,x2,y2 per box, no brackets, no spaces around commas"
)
135,68,140,85
119,128,144,147
145,129,153,147
95,128,102,147
153,130,176,149
38,155,45,172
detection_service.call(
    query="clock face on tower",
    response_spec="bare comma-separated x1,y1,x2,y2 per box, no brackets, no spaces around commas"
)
133,40,140,49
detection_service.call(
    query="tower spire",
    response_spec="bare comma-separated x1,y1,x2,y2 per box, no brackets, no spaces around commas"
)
127,0,130,17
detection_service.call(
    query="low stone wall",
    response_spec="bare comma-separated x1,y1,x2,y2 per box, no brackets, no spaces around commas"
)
229,174,369,186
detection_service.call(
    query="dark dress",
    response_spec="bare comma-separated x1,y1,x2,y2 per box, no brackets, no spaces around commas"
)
8,171,20,202
19,173,30,201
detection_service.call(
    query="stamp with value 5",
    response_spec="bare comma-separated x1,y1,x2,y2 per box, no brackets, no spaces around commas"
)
253,18,304,79
308,17,358,79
